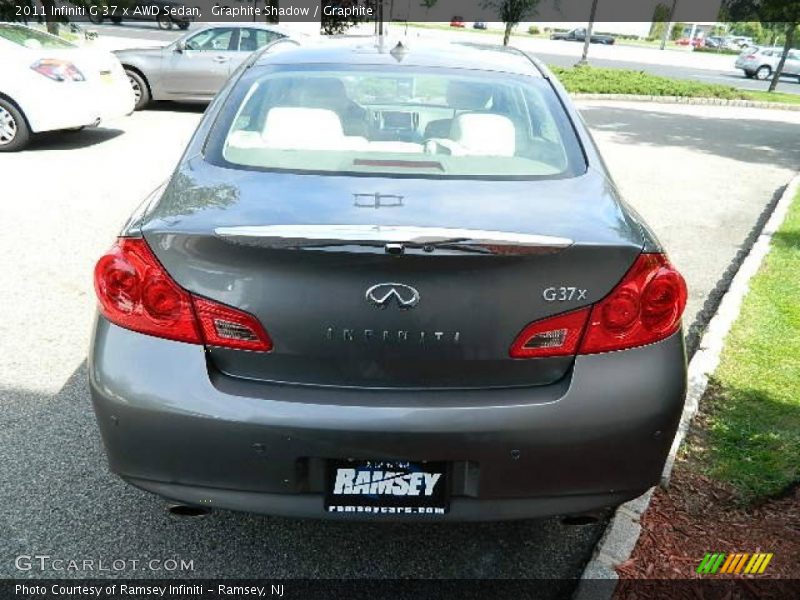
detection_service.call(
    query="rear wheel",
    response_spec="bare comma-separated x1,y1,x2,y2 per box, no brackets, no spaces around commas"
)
0,99,31,152
157,14,173,30
755,65,772,80
125,69,151,110
177,20,190,30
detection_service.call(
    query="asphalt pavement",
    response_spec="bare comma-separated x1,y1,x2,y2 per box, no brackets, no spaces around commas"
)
1,100,799,584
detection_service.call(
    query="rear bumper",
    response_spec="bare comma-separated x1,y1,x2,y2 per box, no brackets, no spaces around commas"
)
89,316,687,521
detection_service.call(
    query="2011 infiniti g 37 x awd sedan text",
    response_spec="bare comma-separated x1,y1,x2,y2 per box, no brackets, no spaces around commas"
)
89,39,688,521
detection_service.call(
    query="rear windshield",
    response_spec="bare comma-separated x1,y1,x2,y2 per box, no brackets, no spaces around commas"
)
0,24,76,49
207,65,586,179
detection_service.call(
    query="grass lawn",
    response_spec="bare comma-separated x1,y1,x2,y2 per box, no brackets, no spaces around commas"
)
684,188,800,503
552,65,800,106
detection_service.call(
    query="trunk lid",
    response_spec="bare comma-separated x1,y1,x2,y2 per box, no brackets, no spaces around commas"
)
141,162,644,389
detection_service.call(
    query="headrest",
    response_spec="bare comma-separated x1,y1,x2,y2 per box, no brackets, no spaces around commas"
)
451,113,516,157
446,81,493,111
263,107,344,146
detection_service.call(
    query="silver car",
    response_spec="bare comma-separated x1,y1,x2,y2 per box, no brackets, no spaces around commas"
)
114,23,294,109
735,46,800,81
90,39,688,521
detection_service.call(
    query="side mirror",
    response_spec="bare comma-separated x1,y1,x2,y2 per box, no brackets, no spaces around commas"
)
174,40,186,53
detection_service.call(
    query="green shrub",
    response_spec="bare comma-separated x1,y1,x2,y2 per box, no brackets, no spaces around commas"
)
694,46,741,55
528,25,540,35
550,65,746,99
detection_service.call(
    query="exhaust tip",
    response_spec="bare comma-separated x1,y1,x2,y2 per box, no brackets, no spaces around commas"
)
166,504,211,518
561,514,600,526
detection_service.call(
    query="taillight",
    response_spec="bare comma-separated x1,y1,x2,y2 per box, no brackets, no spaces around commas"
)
510,253,686,358
31,59,86,82
510,308,589,358
94,238,272,351
193,297,272,352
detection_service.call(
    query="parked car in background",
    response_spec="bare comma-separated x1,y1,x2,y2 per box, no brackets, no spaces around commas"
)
450,16,465,28
88,0,194,30
90,38,688,521
675,37,704,48
735,46,800,81
115,23,295,109
550,28,615,45
473,22,487,30
0,22,133,151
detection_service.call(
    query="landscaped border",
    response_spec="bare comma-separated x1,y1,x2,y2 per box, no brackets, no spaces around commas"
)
574,172,800,597
571,93,800,111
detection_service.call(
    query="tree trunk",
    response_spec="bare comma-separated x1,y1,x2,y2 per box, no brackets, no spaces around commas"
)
503,22,512,46
660,0,679,51
769,23,797,93
41,0,58,34
577,0,599,66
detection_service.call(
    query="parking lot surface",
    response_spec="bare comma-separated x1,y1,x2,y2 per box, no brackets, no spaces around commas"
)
1,101,799,583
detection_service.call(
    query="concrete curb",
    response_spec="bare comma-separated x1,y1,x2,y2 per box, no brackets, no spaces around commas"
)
572,93,800,111
573,172,800,599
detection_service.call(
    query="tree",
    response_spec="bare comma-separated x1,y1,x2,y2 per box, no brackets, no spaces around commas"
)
724,0,800,92
420,0,437,17
483,0,542,46
576,0,599,66
659,0,680,50
649,3,671,40
1,1,107,33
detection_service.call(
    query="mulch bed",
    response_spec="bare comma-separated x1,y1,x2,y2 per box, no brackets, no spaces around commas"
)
612,464,799,599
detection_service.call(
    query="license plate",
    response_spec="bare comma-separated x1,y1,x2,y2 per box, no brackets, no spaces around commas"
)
325,459,449,516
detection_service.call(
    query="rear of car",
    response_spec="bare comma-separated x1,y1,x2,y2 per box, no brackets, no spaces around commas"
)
0,23,133,151
734,46,799,81
89,41,688,520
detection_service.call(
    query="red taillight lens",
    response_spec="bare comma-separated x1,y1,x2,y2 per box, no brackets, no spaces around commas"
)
579,254,687,354
194,297,272,352
95,238,201,344
94,238,272,351
31,59,86,82
510,308,590,358
509,253,686,359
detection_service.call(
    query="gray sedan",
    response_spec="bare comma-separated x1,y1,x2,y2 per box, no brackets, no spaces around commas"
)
115,23,293,109
90,39,688,521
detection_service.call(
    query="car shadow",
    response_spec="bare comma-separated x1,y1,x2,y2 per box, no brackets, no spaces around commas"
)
581,106,800,170
27,127,124,151
0,363,606,586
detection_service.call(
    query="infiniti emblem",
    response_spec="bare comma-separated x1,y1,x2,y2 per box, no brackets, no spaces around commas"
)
365,283,420,309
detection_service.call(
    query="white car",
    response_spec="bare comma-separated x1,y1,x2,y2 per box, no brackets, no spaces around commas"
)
0,23,135,151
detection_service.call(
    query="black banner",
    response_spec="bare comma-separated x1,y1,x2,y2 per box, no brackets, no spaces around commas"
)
4,0,786,25
3,579,800,600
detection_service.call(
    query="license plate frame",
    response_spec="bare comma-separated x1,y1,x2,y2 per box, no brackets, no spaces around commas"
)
325,459,449,516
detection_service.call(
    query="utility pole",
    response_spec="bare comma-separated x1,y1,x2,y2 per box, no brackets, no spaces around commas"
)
577,0,599,66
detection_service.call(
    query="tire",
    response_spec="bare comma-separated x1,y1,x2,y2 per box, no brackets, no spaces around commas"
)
0,98,31,152
125,69,151,110
88,13,104,24
157,14,173,30
755,65,772,81
111,16,122,24
177,20,190,30
744,70,755,79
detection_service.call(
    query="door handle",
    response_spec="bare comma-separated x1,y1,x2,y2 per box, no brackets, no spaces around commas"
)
212,56,229,63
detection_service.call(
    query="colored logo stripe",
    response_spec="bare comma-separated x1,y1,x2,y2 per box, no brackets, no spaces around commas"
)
697,553,773,574
744,553,773,574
